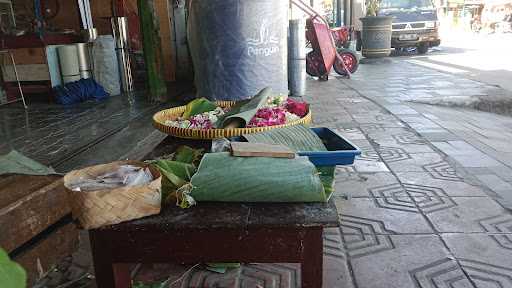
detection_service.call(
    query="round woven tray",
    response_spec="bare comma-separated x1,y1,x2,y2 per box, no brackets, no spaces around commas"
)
153,101,312,139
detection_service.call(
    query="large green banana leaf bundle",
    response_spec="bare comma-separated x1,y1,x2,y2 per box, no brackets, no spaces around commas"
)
189,152,328,203
243,125,336,198
153,126,336,207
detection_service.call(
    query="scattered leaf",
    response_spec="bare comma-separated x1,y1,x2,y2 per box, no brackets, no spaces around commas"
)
206,263,241,274
0,248,26,288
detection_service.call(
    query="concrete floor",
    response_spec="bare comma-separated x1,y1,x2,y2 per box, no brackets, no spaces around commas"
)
400,30,512,93
0,83,192,173
18,54,512,287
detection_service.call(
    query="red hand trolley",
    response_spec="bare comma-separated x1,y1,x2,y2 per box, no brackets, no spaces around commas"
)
291,0,359,80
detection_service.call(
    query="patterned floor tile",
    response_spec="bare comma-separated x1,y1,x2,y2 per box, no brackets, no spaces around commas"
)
356,148,381,162
423,197,512,232
374,139,436,154
364,128,416,141
182,267,241,287
353,159,390,173
174,229,356,288
348,235,474,288
422,160,464,182
181,263,302,288
335,128,367,141
384,153,445,172
322,228,356,288
442,234,512,288
376,146,413,162
334,172,401,198
396,172,488,197
240,264,300,288
336,197,434,234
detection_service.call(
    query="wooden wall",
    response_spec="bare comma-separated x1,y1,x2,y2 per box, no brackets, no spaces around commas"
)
12,0,176,82
47,1,81,32
154,0,175,81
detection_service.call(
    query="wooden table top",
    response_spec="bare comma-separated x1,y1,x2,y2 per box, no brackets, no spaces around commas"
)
99,200,339,232
96,136,340,232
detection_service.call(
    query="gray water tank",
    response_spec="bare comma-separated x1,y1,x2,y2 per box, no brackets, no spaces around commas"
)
188,0,288,101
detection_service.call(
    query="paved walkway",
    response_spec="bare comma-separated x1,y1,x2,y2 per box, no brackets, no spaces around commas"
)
344,59,512,209
307,70,512,287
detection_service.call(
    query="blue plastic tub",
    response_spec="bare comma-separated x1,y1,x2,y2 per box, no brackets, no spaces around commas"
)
230,127,361,166
298,127,361,166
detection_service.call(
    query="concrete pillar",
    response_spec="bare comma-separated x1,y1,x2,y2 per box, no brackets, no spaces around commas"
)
344,0,351,27
336,0,342,26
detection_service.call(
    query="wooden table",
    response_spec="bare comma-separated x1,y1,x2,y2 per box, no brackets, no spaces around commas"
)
89,136,339,288
90,201,338,288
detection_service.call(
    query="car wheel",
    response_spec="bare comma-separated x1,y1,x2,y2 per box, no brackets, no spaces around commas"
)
417,44,429,54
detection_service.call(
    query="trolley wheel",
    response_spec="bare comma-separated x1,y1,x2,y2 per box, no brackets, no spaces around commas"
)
306,51,328,77
333,49,359,76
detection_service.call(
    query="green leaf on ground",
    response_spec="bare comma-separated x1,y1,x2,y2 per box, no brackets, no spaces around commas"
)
0,248,26,288
133,281,168,288
206,263,241,273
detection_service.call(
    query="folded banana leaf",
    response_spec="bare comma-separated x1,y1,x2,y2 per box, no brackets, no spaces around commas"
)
151,159,196,205
242,125,335,199
242,125,325,152
182,98,218,119
173,146,204,166
218,87,272,128
189,152,328,203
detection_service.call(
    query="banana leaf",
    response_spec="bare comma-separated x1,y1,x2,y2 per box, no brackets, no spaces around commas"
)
189,152,328,203
0,150,57,176
242,125,326,152
173,146,204,166
151,160,196,204
242,125,335,199
218,87,272,128
182,98,218,119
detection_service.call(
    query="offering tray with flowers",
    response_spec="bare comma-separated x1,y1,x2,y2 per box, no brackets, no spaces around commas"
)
153,87,312,139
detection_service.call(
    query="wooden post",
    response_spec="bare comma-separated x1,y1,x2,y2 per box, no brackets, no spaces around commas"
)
138,0,168,100
172,0,193,81
155,0,176,82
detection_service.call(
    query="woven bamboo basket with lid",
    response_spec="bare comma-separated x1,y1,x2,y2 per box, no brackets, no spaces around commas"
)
153,101,312,140
64,161,162,229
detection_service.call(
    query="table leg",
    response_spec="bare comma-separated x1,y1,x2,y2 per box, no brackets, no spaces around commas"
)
301,228,323,288
113,264,132,288
90,231,132,288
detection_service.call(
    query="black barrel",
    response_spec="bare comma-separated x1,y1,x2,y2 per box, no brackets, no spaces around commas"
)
188,0,288,101
360,16,393,58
